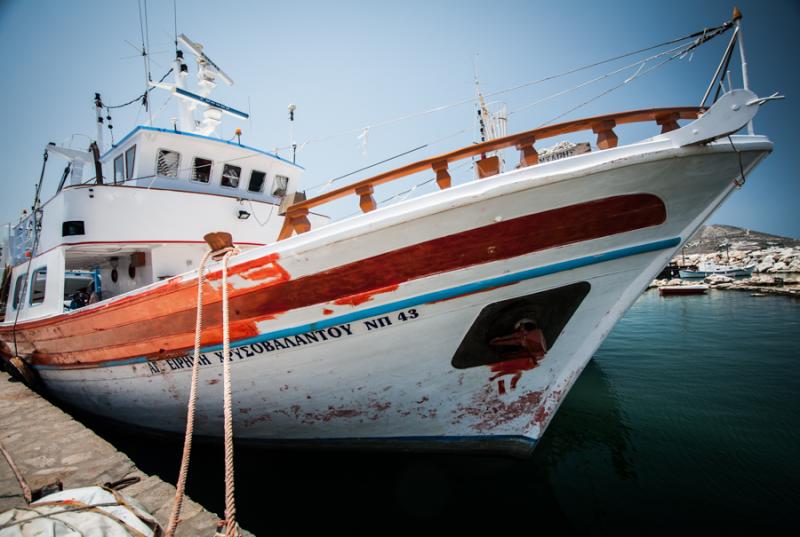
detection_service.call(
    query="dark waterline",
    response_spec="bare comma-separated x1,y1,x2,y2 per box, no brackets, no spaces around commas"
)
62,290,800,534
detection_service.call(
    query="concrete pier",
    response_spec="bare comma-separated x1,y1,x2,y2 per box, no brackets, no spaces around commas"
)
0,371,251,536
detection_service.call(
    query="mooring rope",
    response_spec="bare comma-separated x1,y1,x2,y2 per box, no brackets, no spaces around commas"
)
164,244,240,537
220,248,239,537
0,439,33,504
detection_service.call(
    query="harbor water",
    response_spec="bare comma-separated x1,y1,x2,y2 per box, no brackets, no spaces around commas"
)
75,289,799,533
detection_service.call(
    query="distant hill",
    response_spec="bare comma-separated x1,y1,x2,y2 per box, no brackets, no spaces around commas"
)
681,224,800,255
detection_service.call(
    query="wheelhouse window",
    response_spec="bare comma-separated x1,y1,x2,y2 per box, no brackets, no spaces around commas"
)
125,145,136,179
221,164,241,188
248,170,266,193
272,175,289,197
12,273,27,310
30,268,47,306
192,157,212,183
113,155,125,183
156,149,181,177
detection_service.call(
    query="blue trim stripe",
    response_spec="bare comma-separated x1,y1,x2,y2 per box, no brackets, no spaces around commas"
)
174,88,249,119
33,237,679,371
100,125,303,169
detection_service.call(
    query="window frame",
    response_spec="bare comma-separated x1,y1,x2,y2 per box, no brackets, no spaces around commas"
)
247,170,267,193
191,157,213,183
155,148,181,178
272,174,289,197
221,164,242,189
113,154,125,183
125,145,136,180
11,272,28,310
29,267,47,307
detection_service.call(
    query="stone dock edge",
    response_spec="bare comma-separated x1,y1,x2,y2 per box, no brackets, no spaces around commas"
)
0,370,253,536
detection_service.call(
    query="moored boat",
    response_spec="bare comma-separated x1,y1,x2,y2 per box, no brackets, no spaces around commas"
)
679,261,755,278
0,11,779,456
659,284,710,296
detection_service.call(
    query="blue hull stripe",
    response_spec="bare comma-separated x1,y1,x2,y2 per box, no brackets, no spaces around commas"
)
34,236,679,371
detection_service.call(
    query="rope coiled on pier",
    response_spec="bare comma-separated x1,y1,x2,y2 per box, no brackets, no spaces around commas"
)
165,245,240,537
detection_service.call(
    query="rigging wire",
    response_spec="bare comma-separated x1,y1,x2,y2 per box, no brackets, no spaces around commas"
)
537,24,730,127
11,150,48,360
105,68,174,110
508,39,695,116
306,128,469,195
277,19,734,152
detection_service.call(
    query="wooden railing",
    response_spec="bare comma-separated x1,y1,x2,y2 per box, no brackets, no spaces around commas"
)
277,106,703,240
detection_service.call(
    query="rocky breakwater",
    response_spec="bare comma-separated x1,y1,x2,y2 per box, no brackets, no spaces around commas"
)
650,273,800,298
678,246,800,274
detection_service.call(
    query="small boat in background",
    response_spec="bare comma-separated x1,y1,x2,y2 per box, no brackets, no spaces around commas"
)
659,284,709,296
679,261,755,278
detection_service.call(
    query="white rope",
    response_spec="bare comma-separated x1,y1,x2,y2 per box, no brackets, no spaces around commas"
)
164,249,213,537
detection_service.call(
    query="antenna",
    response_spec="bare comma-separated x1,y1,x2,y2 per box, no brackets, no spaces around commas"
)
288,104,297,163
151,33,246,136
178,34,234,86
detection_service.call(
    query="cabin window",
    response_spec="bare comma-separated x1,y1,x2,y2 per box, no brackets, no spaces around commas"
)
29,268,47,306
125,145,136,179
11,273,27,310
113,155,125,183
273,175,289,197
192,157,212,183
156,149,181,177
221,164,241,188
248,170,266,193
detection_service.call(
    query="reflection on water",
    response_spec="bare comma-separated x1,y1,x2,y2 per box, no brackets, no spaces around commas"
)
537,359,636,481
57,291,799,533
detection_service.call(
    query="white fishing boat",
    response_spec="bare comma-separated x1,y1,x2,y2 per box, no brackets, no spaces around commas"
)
0,10,780,457
679,260,755,278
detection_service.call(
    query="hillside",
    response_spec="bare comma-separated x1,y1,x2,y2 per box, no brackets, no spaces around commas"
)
680,224,800,255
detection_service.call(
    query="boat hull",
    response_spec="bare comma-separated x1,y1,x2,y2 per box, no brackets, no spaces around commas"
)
0,137,772,456
659,285,709,295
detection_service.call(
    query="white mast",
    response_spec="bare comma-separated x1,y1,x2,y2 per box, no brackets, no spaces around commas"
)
733,7,754,135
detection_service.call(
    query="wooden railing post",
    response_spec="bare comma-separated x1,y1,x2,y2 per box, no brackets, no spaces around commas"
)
476,155,501,179
655,112,680,133
515,135,538,168
290,208,311,234
356,184,377,213
592,120,618,149
432,160,451,190
277,208,311,240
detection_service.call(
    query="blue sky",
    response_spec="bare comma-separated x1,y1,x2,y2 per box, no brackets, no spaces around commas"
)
1,0,797,237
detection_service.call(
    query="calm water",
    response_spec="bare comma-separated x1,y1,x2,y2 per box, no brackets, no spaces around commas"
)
76,290,800,534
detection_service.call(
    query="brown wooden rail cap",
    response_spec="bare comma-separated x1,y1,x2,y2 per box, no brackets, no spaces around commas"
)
277,105,704,239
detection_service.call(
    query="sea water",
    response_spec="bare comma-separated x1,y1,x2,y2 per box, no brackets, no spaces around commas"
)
89,290,800,533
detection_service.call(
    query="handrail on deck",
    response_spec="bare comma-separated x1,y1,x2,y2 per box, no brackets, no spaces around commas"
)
277,106,703,240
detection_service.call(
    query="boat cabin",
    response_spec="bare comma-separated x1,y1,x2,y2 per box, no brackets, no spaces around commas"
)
2,125,327,323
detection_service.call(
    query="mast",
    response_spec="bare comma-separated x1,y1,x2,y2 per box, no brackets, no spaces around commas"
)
172,49,195,132
733,7,754,135
94,93,105,154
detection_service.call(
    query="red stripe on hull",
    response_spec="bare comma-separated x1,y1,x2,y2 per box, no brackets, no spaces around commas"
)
0,194,666,366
